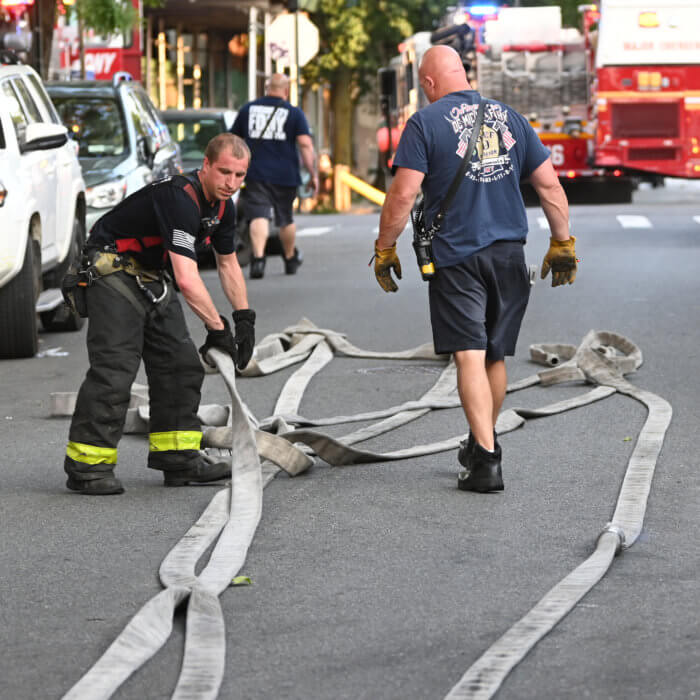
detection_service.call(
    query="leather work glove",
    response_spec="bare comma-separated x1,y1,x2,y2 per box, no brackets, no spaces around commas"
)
540,235,577,287
373,241,402,293
232,309,256,371
199,316,237,368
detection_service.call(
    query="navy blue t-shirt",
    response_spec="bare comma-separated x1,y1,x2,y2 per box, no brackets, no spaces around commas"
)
231,96,311,187
393,90,550,268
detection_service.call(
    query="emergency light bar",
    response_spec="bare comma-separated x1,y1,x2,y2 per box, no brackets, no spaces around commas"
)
468,5,499,17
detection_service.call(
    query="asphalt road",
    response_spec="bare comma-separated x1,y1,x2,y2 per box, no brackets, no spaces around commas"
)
2,183,699,700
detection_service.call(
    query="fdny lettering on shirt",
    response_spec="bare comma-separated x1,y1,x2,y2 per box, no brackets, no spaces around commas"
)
445,103,518,183
248,105,290,140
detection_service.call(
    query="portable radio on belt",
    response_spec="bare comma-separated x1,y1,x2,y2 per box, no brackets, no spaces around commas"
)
410,99,486,281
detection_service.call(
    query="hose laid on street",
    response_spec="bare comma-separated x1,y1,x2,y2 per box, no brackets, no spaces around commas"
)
61,349,261,700
54,322,670,699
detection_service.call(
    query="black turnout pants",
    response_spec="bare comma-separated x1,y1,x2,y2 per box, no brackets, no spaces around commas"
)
67,272,204,473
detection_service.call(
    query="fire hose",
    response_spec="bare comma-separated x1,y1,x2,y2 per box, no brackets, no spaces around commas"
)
53,321,671,699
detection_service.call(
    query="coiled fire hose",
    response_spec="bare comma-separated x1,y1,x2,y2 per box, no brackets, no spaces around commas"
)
53,321,671,700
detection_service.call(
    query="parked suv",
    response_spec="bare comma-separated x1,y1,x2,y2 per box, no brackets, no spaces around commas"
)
0,52,86,358
47,73,181,232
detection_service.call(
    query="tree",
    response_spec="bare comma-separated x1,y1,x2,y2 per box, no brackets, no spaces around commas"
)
35,0,157,79
302,0,453,167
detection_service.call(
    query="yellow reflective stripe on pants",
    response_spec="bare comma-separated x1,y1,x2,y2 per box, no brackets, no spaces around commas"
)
66,441,118,465
149,431,202,452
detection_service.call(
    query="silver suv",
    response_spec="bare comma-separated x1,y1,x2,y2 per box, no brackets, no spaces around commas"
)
47,73,181,232
0,53,86,359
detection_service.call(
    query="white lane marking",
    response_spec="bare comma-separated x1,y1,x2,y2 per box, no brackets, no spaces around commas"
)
617,215,652,228
693,216,700,225
296,226,333,237
537,217,550,230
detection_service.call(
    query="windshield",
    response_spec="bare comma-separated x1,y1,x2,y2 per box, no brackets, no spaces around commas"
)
52,96,127,157
164,117,224,161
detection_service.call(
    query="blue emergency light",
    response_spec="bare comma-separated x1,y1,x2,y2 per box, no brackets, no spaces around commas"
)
467,4,499,17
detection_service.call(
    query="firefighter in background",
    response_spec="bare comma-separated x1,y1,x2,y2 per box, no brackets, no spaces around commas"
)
374,46,576,493
64,133,256,495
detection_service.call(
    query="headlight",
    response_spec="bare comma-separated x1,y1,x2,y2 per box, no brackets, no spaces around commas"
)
86,177,127,209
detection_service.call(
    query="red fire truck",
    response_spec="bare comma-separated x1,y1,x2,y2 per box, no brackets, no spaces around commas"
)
51,0,142,81
593,0,700,179
377,4,635,201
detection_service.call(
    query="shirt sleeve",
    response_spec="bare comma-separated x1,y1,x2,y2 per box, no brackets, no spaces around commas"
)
152,186,202,261
210,199,237,256
519,118,551,177
231,108,245,137
294,106,311,137
392,116,429,174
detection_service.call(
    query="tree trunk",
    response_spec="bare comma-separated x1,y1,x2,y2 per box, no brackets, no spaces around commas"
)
37,0,56,79
330,67,353,168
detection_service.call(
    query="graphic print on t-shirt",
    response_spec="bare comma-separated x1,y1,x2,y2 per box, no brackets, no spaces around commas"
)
446,102,517,183
248,105,290,140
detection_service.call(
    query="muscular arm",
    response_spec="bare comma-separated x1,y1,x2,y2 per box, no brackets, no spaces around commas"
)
376,167,425,249
297,134,318,191
528,158,571,241
168,251,225,330
215,251,249,311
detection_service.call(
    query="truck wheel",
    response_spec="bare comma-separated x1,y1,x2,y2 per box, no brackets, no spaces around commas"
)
41,211,86,332
0,236,40,359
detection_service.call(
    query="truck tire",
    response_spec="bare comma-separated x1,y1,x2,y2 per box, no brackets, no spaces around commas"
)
41,211,86,332
0,236,40,359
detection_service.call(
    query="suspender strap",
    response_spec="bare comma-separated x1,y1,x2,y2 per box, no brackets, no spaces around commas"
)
431,99,486,233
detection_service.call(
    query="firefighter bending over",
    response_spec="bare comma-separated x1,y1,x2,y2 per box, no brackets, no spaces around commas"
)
63,133,255,495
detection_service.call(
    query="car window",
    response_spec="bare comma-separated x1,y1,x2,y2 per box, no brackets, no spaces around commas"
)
1,79,29,145
12,77,43,124
52,96,127,157
165,117,225,161
121,88,150,141
26,74,61,124
134,90,166,144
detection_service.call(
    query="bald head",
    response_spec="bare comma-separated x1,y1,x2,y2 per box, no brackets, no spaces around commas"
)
266,73,290,98
418,46,471,103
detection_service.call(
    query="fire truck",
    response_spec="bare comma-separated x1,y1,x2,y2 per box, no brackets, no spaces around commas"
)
377,4,636,202
594,0,700,180
51,0,142,81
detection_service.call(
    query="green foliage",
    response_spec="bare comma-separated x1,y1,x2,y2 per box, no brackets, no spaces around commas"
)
68,0,138,36
303,0,453,99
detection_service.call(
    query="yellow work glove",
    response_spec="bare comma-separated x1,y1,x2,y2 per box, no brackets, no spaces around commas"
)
373,241,402,293
540,235,577,287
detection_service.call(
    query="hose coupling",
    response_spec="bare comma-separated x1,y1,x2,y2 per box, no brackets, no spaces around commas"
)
598,522,626,553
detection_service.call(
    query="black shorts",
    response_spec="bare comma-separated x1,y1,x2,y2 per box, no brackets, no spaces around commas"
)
240,180,297,227
428,240,530,360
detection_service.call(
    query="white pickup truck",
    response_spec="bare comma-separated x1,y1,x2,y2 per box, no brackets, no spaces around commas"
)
0,55,86,359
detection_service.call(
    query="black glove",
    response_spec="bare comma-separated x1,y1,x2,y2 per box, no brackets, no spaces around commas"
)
232,309,256,370
199,315,236,368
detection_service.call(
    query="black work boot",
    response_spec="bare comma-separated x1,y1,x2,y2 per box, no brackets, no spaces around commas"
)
64,456,124,495
284,247,303,275
457,441,504,493
250,256,266,279
148,451,231,487
457,432,476,469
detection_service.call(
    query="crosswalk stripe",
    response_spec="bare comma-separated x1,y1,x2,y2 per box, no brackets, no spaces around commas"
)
693,216,700,225
617,215,652,228
296,226,333,237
